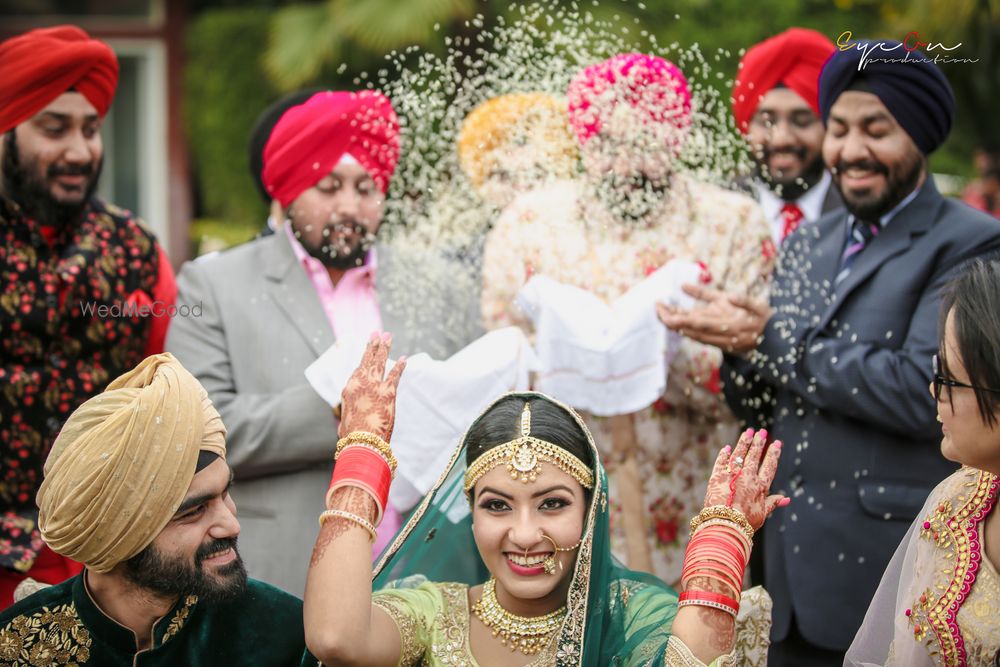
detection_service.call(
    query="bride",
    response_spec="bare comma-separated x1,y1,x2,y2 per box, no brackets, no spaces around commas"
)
304,334,786,665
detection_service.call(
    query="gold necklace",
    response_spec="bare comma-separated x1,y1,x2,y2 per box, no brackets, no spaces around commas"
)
471,578,565,656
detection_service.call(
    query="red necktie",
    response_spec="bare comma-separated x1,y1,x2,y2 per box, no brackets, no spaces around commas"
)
780,202,804,241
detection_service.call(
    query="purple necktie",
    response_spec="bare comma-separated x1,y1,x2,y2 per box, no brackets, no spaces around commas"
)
835,218,879,285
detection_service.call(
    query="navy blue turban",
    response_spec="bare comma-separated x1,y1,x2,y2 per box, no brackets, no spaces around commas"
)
819,39,955,154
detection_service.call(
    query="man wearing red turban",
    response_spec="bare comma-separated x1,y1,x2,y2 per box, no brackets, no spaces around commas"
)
732,28,841,245
166,89,471,595
0,25,176,610
480,54,773,585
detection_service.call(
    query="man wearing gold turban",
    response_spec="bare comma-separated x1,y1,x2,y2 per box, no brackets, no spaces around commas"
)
457,92,579,209
0,355,311,665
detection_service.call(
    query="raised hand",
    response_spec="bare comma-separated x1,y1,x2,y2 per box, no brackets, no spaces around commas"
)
338,333,407,441
657,283,772,353
704,428,788,531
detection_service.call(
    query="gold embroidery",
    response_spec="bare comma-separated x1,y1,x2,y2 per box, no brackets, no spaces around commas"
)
0,602,92,665
908,468,999,666
430,583,472,665
372,596,426,666
161,595,198,645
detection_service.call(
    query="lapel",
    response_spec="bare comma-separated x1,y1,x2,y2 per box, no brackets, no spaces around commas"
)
816,179,942,332
820,179,844,215
263,231,335,356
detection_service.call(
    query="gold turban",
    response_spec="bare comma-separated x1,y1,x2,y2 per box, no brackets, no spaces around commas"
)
457,92,578,188
37,353,227,573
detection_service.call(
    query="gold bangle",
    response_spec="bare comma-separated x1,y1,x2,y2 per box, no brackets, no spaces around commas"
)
336,431,394,462
689,505,755,541
337,442,398,476
318,509,377,543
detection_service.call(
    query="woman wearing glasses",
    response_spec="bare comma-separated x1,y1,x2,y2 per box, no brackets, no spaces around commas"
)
846,256,1000,666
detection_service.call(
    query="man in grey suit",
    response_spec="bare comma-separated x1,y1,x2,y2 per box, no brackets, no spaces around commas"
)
660,42,1000,665
166,90,474,595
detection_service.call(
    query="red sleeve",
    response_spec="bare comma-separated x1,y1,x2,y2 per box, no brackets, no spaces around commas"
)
143,244,177,356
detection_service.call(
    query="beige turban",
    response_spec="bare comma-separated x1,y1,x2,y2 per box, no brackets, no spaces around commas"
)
37,353,227,573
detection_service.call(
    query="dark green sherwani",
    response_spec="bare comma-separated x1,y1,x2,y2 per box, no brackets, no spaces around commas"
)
0,574,314,665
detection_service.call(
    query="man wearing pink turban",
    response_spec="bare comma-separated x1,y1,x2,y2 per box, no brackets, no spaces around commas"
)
166,90,472,595
0,25,176,609
480,54,773,583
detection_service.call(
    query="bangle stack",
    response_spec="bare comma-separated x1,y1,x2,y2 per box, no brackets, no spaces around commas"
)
680,506,754,618
324,431,395,528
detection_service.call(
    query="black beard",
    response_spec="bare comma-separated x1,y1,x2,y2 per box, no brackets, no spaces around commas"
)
1,131,102,227
289,216,372,270
755,148,826,201
123,536,248,604
596,172,670,224
833,151,924,222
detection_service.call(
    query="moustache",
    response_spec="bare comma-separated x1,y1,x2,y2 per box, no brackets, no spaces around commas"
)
195,536,239,566
762,146,807,161
47,163,95,178
832,159,888,177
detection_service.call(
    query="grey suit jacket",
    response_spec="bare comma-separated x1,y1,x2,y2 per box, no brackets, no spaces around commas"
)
166,230,480,595
722,178,1000,649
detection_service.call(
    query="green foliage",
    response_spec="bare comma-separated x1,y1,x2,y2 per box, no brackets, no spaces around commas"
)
185,8,278,226
264,2,341,88
189,218,261,257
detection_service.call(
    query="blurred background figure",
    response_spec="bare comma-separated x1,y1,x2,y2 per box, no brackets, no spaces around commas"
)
733,28,842,246
457,92,579,212
961,144,1000,219
247,87,323,237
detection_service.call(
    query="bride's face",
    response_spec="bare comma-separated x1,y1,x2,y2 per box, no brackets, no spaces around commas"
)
471,462,587,612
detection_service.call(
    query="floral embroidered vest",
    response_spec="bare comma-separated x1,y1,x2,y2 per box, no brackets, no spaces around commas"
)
0,196,159,572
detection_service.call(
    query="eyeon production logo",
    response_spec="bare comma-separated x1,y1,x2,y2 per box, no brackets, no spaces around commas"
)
836,31,981,70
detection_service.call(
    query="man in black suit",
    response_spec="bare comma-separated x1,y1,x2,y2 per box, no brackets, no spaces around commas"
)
661,40,1000,666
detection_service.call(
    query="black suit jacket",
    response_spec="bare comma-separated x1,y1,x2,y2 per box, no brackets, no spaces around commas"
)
723,178,1000,649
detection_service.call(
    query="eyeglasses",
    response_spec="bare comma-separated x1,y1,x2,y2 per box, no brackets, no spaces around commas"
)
932,354,1000,403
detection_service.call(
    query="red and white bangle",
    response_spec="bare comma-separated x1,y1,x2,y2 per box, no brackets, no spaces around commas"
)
678,590,740,618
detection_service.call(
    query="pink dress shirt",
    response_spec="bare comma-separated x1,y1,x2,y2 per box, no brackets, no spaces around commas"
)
283,224,402,556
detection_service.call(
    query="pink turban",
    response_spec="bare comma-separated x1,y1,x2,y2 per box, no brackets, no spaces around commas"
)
567,53,692,147
0,25,119,135
262,90,400,207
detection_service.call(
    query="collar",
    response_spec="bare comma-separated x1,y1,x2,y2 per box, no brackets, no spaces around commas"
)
845,179,924,232
754,169,832,224
282,220,377,280
74,571,200,656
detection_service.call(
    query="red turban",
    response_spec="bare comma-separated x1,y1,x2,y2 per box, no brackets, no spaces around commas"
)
567,53,691,147
732,28,835,134
262,90,400,207
0,26,119,135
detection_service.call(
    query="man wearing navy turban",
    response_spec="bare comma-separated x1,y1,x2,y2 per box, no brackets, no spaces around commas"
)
661,39,1000,665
